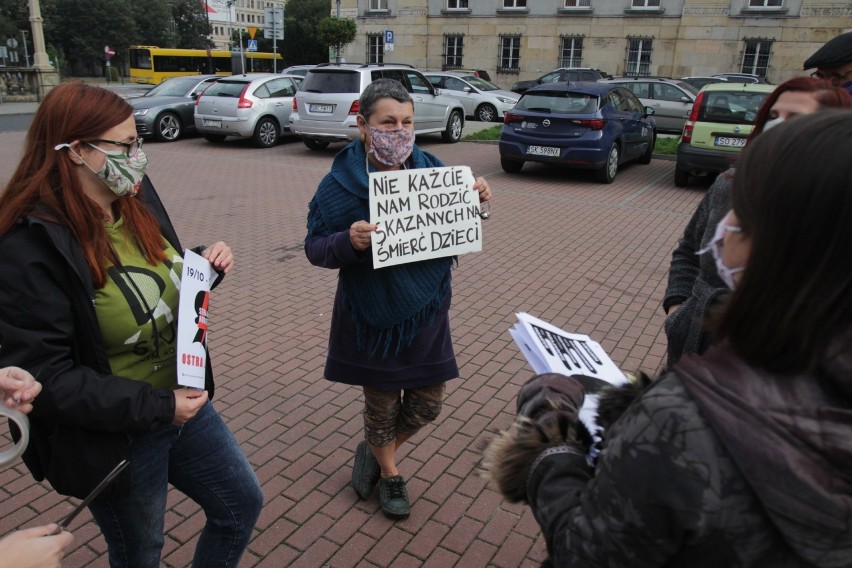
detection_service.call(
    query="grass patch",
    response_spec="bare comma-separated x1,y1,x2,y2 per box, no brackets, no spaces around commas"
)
462,125,502,141
462,125,681,156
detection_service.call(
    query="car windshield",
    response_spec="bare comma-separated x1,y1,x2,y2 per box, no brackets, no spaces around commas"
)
300,70,360,93
517,91,598,114
145,77,207,97
202,80,249,97
461,76,500,91
700,91,769,124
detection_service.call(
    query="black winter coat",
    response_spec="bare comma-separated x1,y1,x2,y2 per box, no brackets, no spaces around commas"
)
0,177,216,499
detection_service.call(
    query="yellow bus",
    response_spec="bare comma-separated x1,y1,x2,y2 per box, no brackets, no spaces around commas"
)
128,46,283,84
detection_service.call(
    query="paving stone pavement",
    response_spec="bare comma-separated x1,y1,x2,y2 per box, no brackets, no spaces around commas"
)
0,129,707,567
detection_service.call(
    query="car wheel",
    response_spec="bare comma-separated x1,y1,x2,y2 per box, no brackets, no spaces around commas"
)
154,112,182,142
475,104,497,123
674,165,690,187
303,139,330,151
203,134,227,143
253,117,280,148
636,132,655,165
441,111,463,143
500,156,524,173
595,143,619,184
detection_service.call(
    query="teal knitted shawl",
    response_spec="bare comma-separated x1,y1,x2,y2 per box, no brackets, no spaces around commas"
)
307,140,454,358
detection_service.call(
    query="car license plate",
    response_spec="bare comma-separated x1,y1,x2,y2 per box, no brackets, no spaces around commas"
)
310,104,334,113
527,145,560,157
203,119,221,128
714,136,746,148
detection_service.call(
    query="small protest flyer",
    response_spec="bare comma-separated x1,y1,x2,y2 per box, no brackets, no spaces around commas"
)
509,312,629,458
369,165,484,268
176,249,212,389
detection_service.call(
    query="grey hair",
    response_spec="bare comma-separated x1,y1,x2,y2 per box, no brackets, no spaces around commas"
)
359,78,413,121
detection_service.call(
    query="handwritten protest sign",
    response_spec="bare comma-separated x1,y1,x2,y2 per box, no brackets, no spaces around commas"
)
369,165,483,268
176,249,212,389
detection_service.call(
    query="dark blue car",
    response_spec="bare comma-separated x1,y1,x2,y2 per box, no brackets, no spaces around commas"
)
498,82,656,183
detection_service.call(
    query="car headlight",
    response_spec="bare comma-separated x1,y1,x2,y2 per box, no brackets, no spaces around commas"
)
496,97,517,104
133,108,149,116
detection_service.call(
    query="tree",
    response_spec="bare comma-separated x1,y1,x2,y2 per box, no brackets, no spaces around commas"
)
133,0,176,47
171,0,208,49
281,0,331,66
317,16,356,64
51,0,138,75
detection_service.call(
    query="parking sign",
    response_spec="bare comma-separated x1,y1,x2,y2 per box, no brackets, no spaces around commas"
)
385,30,394,52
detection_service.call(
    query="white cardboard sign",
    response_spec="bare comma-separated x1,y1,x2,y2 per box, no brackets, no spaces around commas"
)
369,165,483,268
176,249,212,389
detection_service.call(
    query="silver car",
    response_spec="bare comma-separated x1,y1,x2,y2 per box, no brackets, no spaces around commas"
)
194,73,301,148
598,77,698,134
130,75,219,142
423,71,518,122
289,63,466,151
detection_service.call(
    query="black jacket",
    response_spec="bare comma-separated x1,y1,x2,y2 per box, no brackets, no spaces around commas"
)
0,177,217,499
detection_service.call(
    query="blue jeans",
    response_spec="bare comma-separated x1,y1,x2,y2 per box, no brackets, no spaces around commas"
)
88,401,263,568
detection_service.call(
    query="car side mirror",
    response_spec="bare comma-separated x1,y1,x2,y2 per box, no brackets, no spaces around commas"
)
434,87,442,96
644,106,655,116
191,93,199,99
681,96,691,103
463,86,472,93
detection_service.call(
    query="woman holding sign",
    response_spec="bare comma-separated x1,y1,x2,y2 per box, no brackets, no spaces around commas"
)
0,83,262,567
305,78,492,520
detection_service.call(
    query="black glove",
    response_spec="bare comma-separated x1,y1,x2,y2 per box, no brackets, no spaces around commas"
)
516,372,585,421
481,373,591,503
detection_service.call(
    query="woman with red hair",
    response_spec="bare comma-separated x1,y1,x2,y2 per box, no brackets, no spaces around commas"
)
0,83,262,567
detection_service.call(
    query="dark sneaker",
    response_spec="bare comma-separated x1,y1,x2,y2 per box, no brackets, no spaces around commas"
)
351,441,381,500
378,475,410,520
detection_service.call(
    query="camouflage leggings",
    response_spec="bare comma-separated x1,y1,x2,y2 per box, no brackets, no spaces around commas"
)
362,383,446,447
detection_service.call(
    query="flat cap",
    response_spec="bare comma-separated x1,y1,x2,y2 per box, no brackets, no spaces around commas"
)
804,31,852,70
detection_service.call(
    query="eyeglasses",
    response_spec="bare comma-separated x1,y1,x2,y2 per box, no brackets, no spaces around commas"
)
86,137,144,158
810,69,852,82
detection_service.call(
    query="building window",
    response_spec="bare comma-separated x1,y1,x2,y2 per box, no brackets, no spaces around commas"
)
498,35,521,72
367,33,384,64
564,0,591,6
503,0,526,7
626,37,652,76
742,39,772,77
748,0,782,6
560,36,583,67
444,35,464,69
631,0,660,7
369,0,388,10
447,0,468,8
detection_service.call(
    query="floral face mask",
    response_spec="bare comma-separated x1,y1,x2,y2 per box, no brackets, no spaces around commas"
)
85,143,149,198
367,125,415,167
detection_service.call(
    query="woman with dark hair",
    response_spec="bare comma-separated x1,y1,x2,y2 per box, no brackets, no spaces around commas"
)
305,78,492,520
0,83,262,567
662,77,852,367
483,110,852,566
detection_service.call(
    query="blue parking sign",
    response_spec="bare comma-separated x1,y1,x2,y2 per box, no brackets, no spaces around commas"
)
385,30,394,44
247,39,258,52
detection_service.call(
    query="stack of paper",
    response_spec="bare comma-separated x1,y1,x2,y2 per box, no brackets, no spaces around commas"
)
509,312,629,458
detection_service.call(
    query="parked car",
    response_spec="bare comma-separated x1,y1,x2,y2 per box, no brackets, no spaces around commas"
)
194,73,301,148
450,68,493,82
289,63,466,151
680,76,728,90
598,76,698,134
712,72,770,84
280,64,316,78
423,71,518,122
130,74,220,142
499,82,656,184
674,82,775,186
510,68,610,95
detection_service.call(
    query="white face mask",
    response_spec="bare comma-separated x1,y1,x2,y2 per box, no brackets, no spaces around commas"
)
762,116,784,132
700,210,745,289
